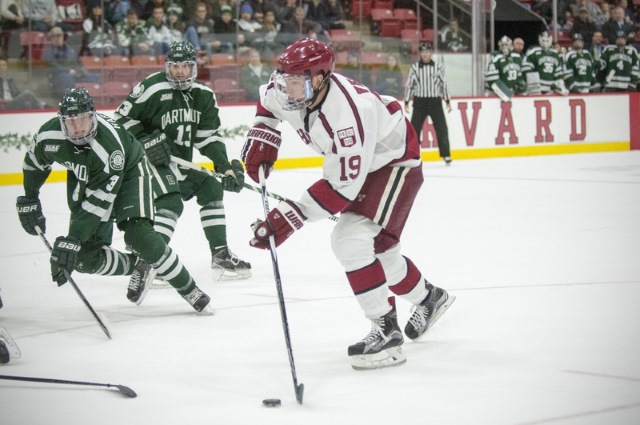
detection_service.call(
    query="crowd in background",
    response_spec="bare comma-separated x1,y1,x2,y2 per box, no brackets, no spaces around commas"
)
2,0,640,109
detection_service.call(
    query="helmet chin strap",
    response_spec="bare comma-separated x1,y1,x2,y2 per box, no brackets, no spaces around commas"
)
308,72,331,108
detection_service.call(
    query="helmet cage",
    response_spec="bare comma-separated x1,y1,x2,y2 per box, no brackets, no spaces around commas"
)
59,111,98,146
539,32,552,49
273,71,315,111
166,60,197,90
498,36,512,55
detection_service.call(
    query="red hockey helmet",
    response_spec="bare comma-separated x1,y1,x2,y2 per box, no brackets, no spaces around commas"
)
276,38,335,77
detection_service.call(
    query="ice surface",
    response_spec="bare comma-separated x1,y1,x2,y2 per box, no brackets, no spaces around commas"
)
1,152,639,424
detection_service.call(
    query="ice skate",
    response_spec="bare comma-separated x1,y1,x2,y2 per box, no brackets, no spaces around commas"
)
444,157,452,166
127,259,156,305
0,324,21,363
182,286,214,315
211,246,251,281
348,304,406,371
404,282,455,341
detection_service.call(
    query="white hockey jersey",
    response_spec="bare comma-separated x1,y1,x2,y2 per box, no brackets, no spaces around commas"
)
254,72,421,222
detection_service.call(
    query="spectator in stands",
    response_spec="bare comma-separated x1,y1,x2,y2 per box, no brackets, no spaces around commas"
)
615,0,636,26
443,18,468,52
252,8,284,61
239,47,272,100
212,5,241,53
82,0,116,57
589,30,605,61
103,0,133,25
116,8,153,57
146,5,172,55
602,6,635,47
43,27,100,98
192,1,219,53
340,49,372,87
0,0,25,58
249,0,277,18
208,0,238,20
570,0,603,25
0,58,47,109
1,0,25,31
166,4,201,50
594,2,610,30
374,53,404,99
572,7,597,48
279,6,323,45
21,0,60,32
307,0,345,32
237,3,262,40
142,0,166,21
513,37,525,57
276,0,297,26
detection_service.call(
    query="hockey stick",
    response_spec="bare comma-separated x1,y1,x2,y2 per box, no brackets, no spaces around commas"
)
35,227,112,339
0,374,136,397
169,155,339,223
258,165,305,405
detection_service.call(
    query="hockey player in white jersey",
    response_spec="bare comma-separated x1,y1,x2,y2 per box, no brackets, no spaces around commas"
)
241,38,455,370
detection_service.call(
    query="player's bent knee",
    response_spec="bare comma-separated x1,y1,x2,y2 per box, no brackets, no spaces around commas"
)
155,193,184,218
122,218,167,263
195,175,223,205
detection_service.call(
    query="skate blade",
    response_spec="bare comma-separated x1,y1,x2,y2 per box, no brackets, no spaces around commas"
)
426,294,456,332
410,294,456,342
0,324,22,359
350,346,407,371
196,304,216,316
150,278,171,289
211,267,252,282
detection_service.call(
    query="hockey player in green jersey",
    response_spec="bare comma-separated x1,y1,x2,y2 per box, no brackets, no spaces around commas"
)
16,88,213,313
563,33,599,93
522,31,568,95
114,41,251,281
598,30,640,92
485,35,526,101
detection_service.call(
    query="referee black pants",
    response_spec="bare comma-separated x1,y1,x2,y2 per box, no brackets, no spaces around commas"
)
410,97,450,158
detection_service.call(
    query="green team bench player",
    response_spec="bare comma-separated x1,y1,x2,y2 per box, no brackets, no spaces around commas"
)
16,88,213,313
114,40,251,281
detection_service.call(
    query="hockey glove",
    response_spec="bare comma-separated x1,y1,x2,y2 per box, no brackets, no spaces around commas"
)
241,123,281,183
140,131,172,166
221,159,245,193
50,236,81,286
250,201,306,249
16,196,46,236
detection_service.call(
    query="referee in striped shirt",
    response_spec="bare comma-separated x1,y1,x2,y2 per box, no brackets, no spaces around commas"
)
404,42,452,165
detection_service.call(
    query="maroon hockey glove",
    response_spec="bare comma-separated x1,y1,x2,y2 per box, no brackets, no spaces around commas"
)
250,201,306,249
241,123,281,183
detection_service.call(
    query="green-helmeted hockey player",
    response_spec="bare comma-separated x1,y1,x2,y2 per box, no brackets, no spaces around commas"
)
485,35,526,100
522,31,568,95
598,30,640,92
114,41,251,281
16,88,213,313
563,33,599,93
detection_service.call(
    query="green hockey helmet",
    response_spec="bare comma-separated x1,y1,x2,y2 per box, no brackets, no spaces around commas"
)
58,87,98,146
166,41,197,90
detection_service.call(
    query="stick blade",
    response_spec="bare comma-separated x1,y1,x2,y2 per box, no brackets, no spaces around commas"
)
296,383,304,405
115,385,137,398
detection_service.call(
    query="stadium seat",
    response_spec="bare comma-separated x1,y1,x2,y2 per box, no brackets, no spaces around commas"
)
20,31,49,62
329,29,362,51
393,9,419,31
212,78,246,103
350,0,372,19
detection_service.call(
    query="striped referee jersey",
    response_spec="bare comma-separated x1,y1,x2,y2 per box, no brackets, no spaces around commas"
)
404,59,451,102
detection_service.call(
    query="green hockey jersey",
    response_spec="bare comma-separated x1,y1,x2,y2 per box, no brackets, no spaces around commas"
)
485,51,526,93
522,46,565,93
563,49,599,93
598,45,640,91
22,114,145,242
114,71,231,172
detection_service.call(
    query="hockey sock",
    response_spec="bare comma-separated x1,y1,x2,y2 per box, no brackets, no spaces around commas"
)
76,246,136,276
200,200,227,250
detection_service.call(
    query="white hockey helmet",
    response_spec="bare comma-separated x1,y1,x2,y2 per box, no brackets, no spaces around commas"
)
539,31,553,49
498,35,513,55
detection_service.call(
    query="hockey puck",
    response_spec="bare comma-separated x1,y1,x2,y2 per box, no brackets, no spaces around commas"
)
262,398,281,408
